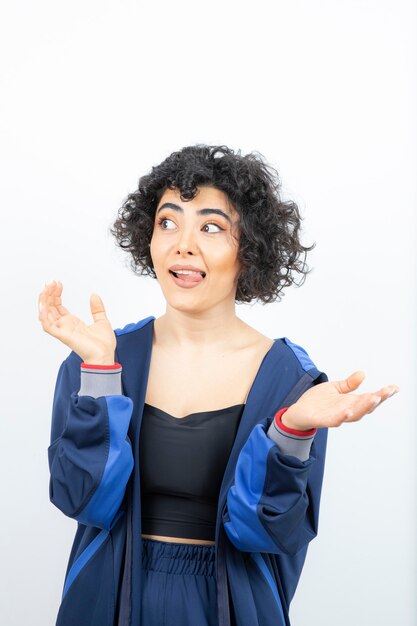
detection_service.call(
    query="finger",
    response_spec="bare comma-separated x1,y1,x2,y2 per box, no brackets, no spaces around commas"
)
38,300,50,326
344,393,382,422
38,283,53,318
39,281,53,309
46,280,59,307
375,384,400,399
41,280,69,319
39,282,59,326
41,281,56,313
366,385,400,411
51,281,69,316
39,301,61,334
47,309,61,328
39,299,60,326
334,370,366,395
90,293,107,323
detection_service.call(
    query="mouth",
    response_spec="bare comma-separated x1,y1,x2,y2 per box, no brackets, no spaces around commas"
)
169,270,206,278
168,269,206,288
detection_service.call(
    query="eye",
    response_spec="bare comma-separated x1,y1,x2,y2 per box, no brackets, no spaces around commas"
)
202,222,224,233
158,217,176,230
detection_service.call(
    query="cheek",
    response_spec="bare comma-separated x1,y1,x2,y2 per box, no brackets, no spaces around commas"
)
211,249,241,275
150,232,165,261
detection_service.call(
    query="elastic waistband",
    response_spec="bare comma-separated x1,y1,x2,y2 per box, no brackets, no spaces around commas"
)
141,538,216,577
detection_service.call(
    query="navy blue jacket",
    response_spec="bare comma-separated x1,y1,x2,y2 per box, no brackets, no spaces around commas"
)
48,315,328,625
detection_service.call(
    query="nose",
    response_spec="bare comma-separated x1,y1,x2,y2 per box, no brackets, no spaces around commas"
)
176,224,198,255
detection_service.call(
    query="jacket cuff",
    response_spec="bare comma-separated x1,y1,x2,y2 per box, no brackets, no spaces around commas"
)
267,407,317,462
78,363,123,398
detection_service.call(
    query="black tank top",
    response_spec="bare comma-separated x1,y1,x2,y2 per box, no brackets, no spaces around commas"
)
139,402,245,541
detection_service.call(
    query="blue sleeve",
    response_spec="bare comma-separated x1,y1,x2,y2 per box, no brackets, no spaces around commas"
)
47,352,134,530
222,389,328,556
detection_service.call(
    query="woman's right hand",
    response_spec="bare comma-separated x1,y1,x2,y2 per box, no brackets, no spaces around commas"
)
38,280,116,364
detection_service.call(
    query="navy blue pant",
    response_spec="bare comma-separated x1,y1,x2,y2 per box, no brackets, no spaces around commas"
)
140,538,218,626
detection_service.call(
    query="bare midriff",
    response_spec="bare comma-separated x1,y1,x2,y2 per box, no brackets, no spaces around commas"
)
141,533,215,545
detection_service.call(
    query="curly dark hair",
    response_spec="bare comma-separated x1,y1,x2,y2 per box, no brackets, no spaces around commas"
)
109,144,315,304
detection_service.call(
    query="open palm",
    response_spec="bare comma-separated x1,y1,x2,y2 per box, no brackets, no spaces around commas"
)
283,371,399,431
38,280,116,363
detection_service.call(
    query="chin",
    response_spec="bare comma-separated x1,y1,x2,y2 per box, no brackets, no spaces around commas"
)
167,295,204,310
164,291,213,315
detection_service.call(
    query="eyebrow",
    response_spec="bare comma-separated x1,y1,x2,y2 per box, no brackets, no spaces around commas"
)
156,202,232,224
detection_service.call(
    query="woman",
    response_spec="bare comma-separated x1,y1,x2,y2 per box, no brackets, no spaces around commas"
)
39,144,399,626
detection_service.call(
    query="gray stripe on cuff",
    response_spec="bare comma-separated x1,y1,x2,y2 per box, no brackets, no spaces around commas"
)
267,419,315,462
78,367,123,398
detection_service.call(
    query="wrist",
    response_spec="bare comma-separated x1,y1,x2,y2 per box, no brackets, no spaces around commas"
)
278,407,317,434
82,356,116,366
82,362,120,369
267,407,317,461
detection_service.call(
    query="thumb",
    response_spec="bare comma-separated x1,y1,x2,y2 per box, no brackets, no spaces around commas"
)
90,293,107,323
334,370,366,394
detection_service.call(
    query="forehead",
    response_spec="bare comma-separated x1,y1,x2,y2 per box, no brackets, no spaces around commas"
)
157,185,237,217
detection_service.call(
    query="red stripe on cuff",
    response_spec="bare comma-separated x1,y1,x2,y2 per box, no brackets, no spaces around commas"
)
81,362,121,370
274,407,317,436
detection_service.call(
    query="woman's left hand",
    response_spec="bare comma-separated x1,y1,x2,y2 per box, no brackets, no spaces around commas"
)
282,371,400,431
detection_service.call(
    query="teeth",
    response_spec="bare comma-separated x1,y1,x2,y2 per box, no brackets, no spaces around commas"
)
173,270,204,276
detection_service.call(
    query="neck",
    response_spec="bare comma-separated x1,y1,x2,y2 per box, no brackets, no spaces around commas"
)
154,305,245,351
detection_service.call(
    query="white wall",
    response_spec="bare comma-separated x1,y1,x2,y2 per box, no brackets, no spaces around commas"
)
0,1,415,624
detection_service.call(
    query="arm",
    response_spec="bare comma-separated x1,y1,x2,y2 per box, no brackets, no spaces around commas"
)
222,363,399,556
222,382,328,556
48,353,134,530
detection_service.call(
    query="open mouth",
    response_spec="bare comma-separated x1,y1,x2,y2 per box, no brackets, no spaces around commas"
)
169,270,206,279
168,270,207,288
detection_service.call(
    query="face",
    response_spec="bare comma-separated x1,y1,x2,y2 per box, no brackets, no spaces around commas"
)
150,185,242,314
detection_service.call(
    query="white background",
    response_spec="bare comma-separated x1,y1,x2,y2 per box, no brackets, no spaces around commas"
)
0,1,415,625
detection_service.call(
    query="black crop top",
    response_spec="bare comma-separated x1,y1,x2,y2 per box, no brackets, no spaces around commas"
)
139,402,245,541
